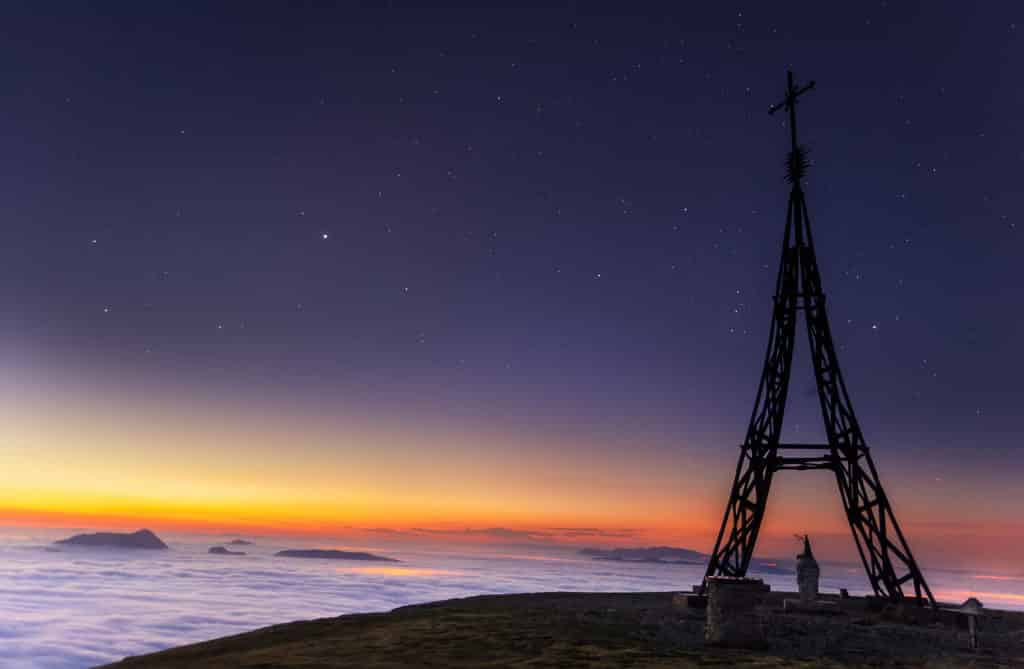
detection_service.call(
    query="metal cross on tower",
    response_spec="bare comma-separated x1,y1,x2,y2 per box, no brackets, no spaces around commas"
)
703,71,935,606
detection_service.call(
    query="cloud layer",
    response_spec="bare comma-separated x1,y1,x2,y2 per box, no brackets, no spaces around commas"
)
0,530,1020,668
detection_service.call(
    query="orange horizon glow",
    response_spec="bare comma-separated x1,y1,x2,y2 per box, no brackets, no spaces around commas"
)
1,358,1022,574
0,501,715,546
2,498,1023,577
933,590,1024,607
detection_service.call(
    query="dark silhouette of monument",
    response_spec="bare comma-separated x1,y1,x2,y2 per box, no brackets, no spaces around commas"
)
703,72,934,606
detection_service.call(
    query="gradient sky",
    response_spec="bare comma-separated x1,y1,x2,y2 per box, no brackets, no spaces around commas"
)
0,3,1021,572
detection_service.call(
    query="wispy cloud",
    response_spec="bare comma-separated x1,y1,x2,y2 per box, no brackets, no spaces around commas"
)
0,531,717,668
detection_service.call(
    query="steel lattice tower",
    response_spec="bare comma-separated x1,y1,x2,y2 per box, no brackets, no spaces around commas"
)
703,72,935,606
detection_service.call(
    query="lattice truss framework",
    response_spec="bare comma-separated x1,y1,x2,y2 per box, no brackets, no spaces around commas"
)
703,72,934,606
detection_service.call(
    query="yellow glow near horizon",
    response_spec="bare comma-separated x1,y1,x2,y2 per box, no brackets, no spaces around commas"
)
0,359,718,542
2,357,1022,575
337,566,465,577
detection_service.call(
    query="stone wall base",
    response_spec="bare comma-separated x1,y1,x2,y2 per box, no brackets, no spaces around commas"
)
704,577,771,647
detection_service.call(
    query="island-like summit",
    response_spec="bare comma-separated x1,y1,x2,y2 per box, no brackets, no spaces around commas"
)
55,529,168,549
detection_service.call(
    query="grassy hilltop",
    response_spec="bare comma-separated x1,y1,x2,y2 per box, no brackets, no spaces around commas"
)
101,591,1024,668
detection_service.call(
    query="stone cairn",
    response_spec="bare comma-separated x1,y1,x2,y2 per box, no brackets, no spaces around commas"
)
796,534,820,604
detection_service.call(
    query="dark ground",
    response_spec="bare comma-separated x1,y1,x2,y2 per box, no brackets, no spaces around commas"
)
100,591,1024,668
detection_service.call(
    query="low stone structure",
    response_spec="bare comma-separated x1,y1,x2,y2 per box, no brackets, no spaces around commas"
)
704,576,770,647
782,597,840,614
672,590,707,609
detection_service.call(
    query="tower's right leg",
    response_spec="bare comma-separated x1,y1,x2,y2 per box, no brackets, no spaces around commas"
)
799,249,935,606
830,446,935,604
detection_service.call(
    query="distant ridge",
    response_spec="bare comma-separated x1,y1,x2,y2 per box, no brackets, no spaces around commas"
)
275,549,397,562
209,546,246,556
580,546,704,564
579,546,792,574
56,529,168,550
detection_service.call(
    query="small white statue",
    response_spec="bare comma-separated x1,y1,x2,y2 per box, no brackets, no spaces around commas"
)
795,534,820,604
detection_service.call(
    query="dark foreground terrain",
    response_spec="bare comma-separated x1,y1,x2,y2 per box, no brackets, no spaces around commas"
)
101,591,1024,668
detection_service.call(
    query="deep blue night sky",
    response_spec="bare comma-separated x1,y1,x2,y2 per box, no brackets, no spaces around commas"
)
0,2,1020,561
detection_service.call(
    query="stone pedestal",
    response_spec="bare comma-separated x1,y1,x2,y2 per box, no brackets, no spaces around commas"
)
704,577,770,647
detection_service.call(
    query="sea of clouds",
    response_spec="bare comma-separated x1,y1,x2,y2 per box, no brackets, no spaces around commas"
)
0,528,1021,669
